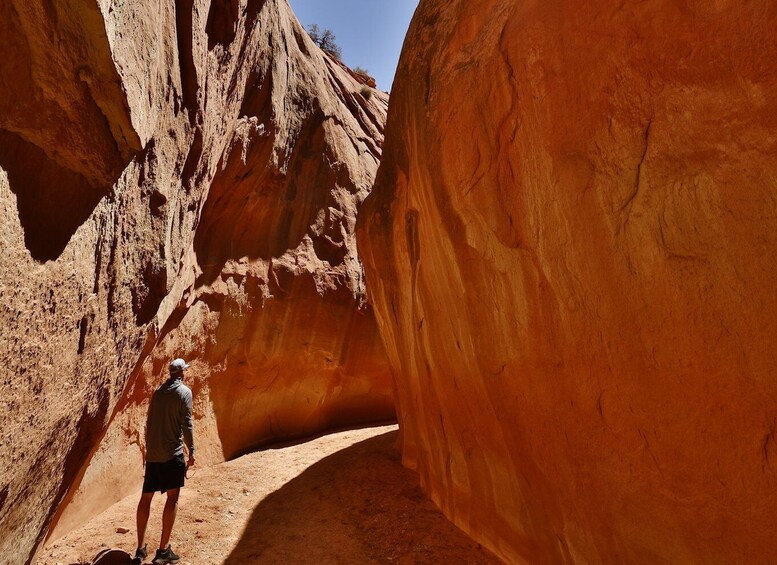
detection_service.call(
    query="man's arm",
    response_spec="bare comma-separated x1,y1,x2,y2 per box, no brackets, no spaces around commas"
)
182,389,195,466
142,402,151,466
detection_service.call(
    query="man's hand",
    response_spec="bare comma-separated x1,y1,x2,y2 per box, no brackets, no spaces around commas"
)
188,455,195,468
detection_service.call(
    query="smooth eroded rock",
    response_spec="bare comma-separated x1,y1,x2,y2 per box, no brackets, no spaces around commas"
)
359,1,777,562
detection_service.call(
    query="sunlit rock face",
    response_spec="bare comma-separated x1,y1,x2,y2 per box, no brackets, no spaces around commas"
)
358,1,777,562
0,0,393,561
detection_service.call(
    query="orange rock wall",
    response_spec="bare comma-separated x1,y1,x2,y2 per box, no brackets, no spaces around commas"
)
0,0,393,561
359,1,777,562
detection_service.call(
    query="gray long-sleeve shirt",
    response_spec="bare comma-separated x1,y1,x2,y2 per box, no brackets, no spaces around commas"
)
145,377,194,463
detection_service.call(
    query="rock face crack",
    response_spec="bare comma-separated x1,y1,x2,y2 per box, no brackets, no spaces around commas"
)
762,419,776,473
619,114,653,222
175,0,199,123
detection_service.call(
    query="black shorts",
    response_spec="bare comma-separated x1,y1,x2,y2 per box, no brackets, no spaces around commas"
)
142,454,186,494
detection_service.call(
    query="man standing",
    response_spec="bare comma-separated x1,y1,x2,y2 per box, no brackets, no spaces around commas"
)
133,358,195,565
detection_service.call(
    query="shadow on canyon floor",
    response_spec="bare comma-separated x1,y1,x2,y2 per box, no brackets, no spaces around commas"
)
43,426,496,564
224,430,497,564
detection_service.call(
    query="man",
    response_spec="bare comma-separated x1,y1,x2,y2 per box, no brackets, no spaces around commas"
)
133,358,195,565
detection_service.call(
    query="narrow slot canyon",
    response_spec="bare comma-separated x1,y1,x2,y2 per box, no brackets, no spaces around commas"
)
1,0,776,564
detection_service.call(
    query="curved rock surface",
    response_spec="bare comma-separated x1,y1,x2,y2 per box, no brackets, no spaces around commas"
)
0,0,393,562
359,1,777,563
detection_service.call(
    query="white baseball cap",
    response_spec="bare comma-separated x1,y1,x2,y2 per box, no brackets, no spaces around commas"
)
169,358,190,374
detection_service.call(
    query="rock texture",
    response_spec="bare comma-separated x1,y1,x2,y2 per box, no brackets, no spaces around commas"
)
0,0,392,562
359,1,777,563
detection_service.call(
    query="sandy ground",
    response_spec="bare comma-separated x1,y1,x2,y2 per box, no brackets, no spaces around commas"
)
40,425,499,564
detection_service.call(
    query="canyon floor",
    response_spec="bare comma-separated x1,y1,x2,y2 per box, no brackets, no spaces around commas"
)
41,425,497,565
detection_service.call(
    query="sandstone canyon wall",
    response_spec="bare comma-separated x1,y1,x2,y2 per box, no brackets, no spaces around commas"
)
0,1,393,562
359,1,777,563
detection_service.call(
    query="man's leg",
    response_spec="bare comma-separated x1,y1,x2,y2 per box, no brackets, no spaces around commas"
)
159,488,180,550
136,492,154,549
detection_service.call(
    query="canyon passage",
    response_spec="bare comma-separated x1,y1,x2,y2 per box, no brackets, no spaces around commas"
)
2,0,777,564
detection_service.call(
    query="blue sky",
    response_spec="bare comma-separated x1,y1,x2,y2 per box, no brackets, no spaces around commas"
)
288,0,419,91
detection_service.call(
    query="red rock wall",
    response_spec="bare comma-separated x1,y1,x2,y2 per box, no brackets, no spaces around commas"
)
0,0,393,561
53,29,395,532
359,1,777,562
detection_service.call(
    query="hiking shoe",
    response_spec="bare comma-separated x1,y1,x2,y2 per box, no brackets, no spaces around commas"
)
132,545,148,564
152,545,180,564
